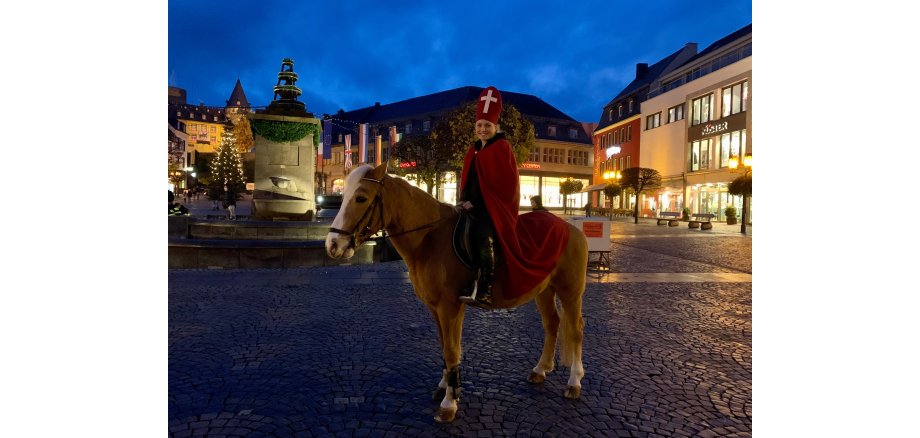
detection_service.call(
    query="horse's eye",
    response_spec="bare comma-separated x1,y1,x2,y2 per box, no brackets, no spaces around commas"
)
356,196,368,203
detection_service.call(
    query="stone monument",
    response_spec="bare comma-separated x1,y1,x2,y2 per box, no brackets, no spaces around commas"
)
250,58,321,220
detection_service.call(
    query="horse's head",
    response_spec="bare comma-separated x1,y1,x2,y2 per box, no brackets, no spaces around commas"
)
325,163,389,259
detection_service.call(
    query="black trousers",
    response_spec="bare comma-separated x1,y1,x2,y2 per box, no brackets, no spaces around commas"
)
468,209,495,265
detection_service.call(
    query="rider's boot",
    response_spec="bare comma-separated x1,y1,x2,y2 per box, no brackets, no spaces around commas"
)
460,237,494,308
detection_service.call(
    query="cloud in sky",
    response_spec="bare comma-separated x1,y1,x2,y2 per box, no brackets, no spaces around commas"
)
169,0,752,122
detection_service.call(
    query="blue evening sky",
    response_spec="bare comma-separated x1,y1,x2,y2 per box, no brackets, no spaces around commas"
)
168,1,752,122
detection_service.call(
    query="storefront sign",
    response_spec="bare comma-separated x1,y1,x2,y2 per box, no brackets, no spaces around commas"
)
521,162,540,169
398,161,417,168
688,112,746,141
701,122,728,136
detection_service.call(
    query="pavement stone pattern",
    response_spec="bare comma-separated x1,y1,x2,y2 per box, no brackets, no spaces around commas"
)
170,221,751,437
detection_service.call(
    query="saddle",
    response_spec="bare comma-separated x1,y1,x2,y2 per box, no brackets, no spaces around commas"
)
451,212,477,270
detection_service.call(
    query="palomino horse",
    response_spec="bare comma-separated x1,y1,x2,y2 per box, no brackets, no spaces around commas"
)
326,164,588,423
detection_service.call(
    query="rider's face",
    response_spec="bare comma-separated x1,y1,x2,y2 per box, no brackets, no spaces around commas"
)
475,120,496,142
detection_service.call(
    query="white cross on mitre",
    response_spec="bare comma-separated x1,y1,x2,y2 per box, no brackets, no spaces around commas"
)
480,89,498,114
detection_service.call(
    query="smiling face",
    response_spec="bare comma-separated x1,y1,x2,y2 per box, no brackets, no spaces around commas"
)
475,119,497,143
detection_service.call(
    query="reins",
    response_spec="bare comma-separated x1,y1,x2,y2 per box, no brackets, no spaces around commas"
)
329,175,453,246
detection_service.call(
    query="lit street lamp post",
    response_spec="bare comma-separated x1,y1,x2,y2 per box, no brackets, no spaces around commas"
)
728,154,752,235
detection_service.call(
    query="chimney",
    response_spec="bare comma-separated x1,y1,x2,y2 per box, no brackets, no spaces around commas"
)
635,63,649,79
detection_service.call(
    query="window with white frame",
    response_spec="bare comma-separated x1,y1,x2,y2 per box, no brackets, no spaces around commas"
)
626,125,632,142
626,156,631,169
628,99,634,113
618,104,623,117
646,112,661,130
608,109,613,121
719,129,747,168
691,94,713,126
569,128,578,139
667,104,685,123
722,81,749,117
690,138,713,171
529,146,540,162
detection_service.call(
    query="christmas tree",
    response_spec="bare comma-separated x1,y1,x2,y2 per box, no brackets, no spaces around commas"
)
210,127,245,193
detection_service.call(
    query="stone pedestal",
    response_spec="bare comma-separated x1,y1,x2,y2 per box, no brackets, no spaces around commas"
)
251,113,319,219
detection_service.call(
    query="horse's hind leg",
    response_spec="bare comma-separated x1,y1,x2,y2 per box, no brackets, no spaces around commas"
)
528,289,559,384
558,287,586,399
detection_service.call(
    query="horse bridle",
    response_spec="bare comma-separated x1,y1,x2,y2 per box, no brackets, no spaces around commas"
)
328,176,386,248
328,174,455,248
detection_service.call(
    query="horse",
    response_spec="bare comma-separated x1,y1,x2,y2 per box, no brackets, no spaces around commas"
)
325,163,588,423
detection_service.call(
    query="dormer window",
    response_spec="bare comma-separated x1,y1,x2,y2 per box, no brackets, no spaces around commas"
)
608,109,613,121
618,105,623,117
628,99,634,113
547,125,557,136
176,111,181,116
213,116,218,121
201,114,206,120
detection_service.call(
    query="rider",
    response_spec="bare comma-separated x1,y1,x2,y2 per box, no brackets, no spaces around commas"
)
457,86,519,308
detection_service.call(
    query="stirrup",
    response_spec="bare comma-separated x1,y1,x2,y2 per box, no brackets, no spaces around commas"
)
459,280,479,303
459,281,493,309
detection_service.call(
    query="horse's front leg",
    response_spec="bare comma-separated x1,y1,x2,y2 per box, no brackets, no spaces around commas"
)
433,300,465,423
428,307,448,401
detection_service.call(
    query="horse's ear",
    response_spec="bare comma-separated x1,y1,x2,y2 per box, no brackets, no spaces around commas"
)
371,163,388,180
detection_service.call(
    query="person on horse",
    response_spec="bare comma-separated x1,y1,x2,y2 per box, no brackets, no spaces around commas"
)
457,86,517,308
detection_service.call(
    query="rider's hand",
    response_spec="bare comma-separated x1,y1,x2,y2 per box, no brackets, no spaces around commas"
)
457,201,473,211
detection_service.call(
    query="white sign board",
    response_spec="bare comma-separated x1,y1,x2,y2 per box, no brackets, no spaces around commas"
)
567,218,611,252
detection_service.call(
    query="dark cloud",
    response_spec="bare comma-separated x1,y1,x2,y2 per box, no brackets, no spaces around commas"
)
169,0,751,122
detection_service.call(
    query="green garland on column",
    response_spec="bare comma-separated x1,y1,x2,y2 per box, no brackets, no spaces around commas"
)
251,119,321,145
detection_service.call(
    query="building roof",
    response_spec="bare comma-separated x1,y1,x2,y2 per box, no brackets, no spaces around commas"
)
679,24,752,67
170,103,228,124
595,44,698,131
328,86,591,145
226,79,250,109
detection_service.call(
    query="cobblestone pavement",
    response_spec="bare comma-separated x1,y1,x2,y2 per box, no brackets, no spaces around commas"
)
170,222,751,437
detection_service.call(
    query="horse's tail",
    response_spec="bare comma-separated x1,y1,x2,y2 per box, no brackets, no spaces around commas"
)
557,297,575,367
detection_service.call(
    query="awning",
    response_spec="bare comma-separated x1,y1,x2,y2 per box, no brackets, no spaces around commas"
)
581,183,608,193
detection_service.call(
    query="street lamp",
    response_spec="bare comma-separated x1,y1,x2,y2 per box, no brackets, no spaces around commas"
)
728,153,752,234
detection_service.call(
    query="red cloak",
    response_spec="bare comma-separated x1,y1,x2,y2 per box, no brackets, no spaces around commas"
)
460,138,570,299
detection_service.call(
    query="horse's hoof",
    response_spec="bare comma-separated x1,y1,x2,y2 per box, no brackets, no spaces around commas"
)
564,386,581,399
434,407,457,423
433,387,446,401
527,372,545,383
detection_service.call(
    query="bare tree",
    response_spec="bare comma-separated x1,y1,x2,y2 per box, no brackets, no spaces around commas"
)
620,167,662,224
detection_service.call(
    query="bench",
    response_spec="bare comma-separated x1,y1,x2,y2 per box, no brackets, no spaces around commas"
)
656,212,681,226
688,213,716,230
